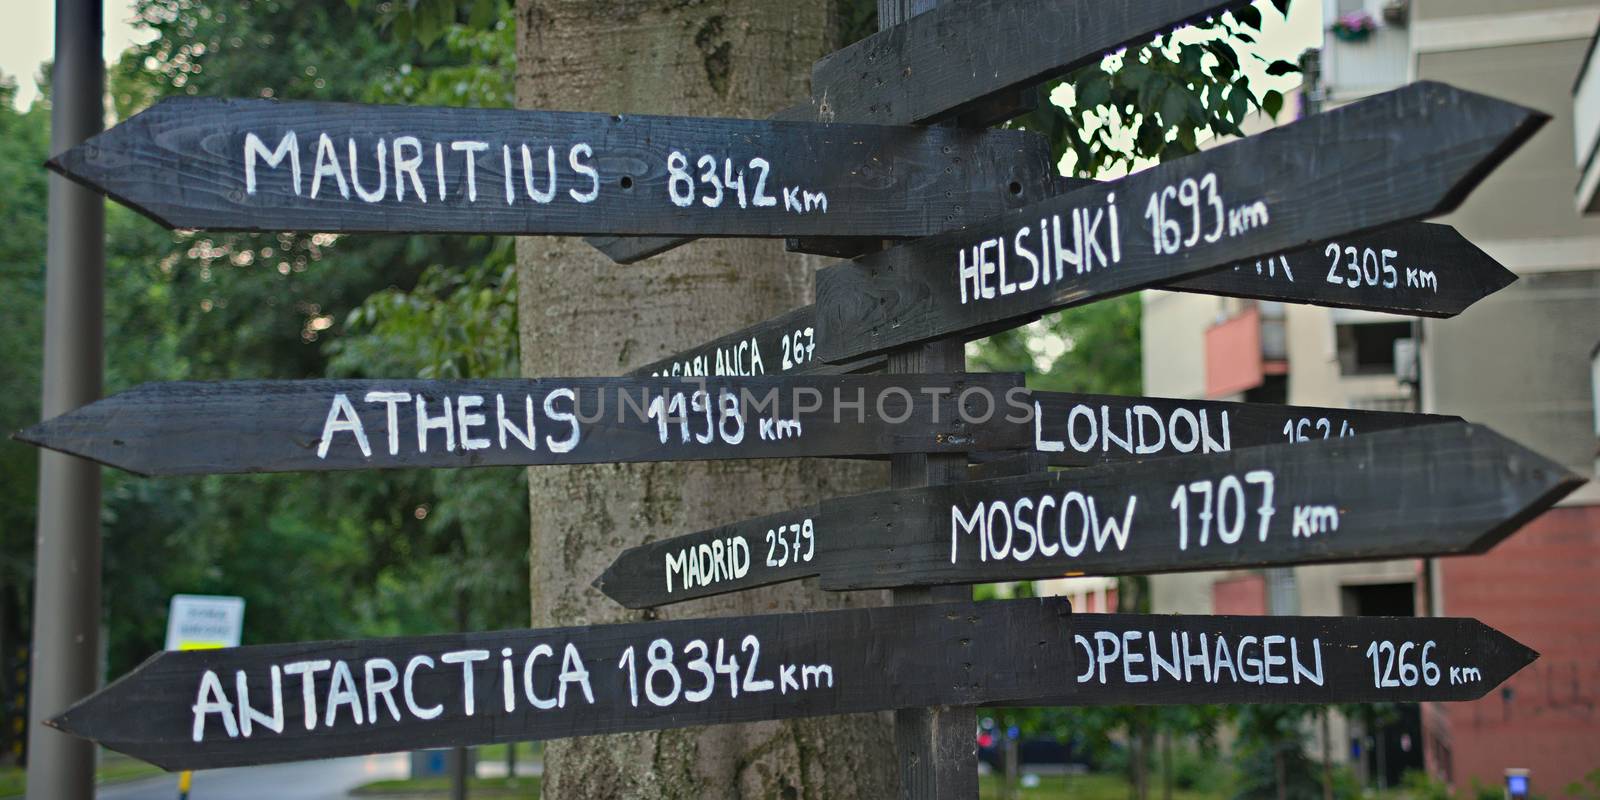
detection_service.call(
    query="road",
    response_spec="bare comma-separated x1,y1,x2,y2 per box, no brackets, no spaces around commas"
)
99,754,407,800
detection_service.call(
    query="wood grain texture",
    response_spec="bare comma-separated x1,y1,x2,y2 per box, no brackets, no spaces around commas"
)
807,0,1252,126
596,424,1582,607
626,304,883,378
632,220,1511,383
1000,614,1537,706
813,82,1548,362
15,375,1027,476
49,96,1055,238
48,599,1075,771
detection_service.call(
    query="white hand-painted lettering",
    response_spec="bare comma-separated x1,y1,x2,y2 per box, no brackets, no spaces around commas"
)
1074,630,1323,687
951,491,1135,564
959,192,1122,305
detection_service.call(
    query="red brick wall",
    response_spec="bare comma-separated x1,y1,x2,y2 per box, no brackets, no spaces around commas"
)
1427,503,1600,793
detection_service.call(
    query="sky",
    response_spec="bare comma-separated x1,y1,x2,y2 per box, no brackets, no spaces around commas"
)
0,0,155,109
0,0,1323,112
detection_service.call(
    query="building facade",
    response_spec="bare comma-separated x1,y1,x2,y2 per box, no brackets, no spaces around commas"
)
1140,0,1600,792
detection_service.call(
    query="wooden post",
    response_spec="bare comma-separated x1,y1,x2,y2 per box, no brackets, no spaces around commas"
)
876,2,977,797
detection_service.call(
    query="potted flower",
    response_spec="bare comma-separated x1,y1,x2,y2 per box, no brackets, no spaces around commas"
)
1331,10,1378,42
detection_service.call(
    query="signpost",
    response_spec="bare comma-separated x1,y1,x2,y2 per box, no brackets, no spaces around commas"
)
594,424,1582,608
47,97,1057,239
21,0,1571,789
15,374,1027,475
814,82,1545,362
45,599,1538,770
999,613,1538,707
48,599,1076,771
587,0,1256,264
631,221,1512,379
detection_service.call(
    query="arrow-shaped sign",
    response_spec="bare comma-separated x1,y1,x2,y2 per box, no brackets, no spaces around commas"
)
51,601,1537,770
1168,222,1515,317
587,0,1254,263
997,613,1537,707
807,0,1254,127
813,81,1546,363
47,97,1056,238
630,220,1513,380
48,599,1076,771
595,424,1581,608
13,375,1027,476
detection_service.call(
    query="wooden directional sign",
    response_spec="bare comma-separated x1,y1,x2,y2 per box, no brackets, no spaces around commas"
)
632,221,1510,380
587,0,1253,264
813,81,1547,363
629,304,883,379
47,599,1076,771
13,375,1027,476
1171,222,1516,318
1025,390,1463,468
806,0,1252,127
47,96,1056,238
50,599,1537,770
590,0,1258,264
595,424,1581,608
999,613,1537,707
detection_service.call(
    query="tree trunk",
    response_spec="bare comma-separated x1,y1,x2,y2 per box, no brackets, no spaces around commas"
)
513,2,896,798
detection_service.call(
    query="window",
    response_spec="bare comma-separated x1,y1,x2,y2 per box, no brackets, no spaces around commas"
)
1335,322,1410,376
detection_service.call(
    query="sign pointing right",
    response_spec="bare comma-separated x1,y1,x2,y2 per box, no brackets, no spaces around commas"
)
1005,613,1539,707
631,221,1514,380
813,81,1547,363
595,424,1582,608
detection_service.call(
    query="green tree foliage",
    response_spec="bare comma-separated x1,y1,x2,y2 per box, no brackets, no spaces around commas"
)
1,0,530,692
0,73,49,766
973,2,1298,398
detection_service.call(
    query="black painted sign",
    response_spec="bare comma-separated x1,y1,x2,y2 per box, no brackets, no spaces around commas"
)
1171,222,1516,318
587,0,1251,264
631,221,1510,379
1002,613,1537,707
48,97,1055,238
806,0,1253,127
595,424,1581,608
813,82,1546,363
14,375,1026,476
52,598,1534,771
46,600,1076,771
1025,390,1463,467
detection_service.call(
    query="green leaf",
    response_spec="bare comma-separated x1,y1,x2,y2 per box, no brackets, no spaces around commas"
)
1265,59,1299,76
1076,72,1111,110
1262,89,1284,118
468,0,497,29
1234,5,1262,29
1271,0,1291,16
1160,85,1190,127
1205,40,1240,73
1227,82,1249,122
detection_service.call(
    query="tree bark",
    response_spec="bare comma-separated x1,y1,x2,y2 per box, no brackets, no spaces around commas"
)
513,2,896,798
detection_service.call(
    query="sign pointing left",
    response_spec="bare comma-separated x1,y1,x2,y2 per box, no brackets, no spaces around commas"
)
13,375,1027,476
47,96,1055,238
48,599,1076,771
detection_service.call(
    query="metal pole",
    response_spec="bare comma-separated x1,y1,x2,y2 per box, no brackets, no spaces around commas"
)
25,1,105,798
